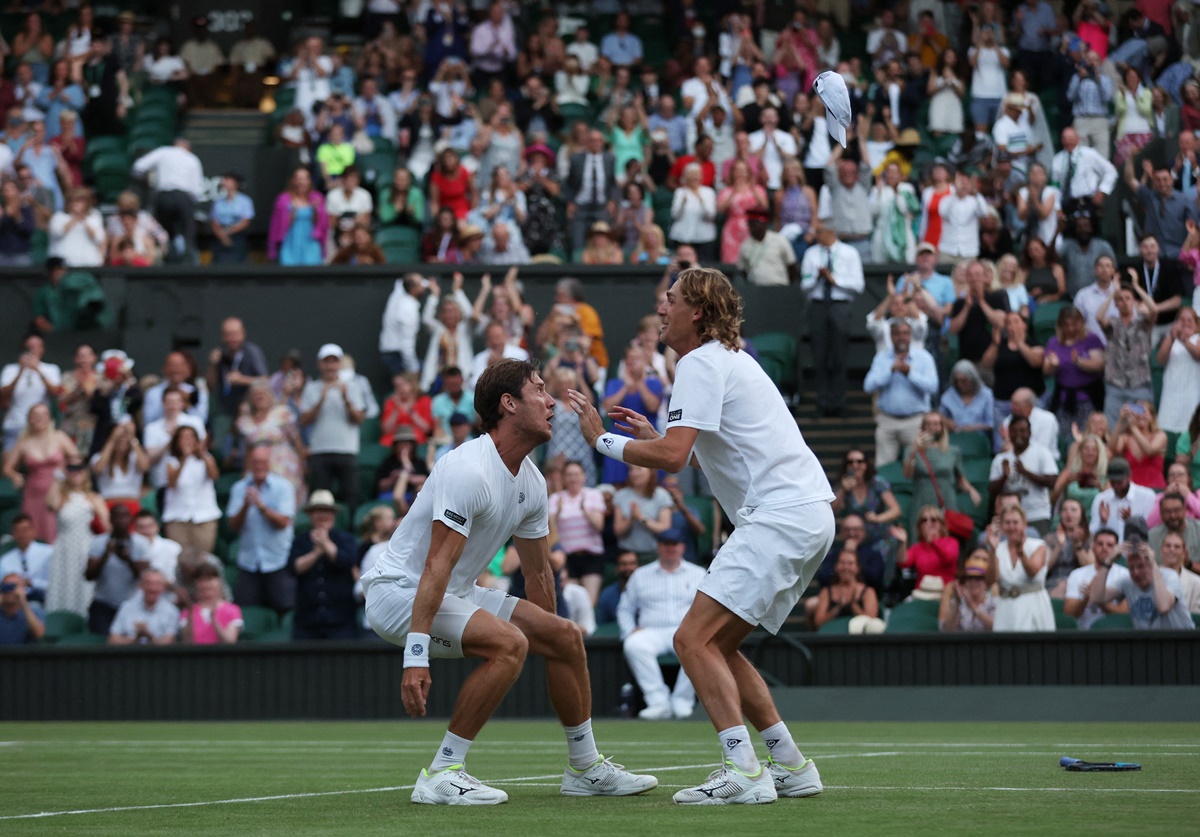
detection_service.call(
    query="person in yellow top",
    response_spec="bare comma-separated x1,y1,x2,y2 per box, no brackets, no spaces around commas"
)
316,123,356,185
554,277,608,367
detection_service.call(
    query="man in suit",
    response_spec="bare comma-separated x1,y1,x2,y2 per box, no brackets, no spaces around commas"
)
799,221,865,418
564,129,618,256
1134,232,1185,343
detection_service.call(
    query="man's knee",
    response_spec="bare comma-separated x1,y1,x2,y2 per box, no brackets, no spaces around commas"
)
488,622,530,671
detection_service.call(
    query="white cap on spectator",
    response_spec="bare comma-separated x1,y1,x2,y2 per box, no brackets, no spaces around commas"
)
317,343,344,361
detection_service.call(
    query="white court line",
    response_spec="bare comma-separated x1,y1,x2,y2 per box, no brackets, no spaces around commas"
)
825,785,1200,794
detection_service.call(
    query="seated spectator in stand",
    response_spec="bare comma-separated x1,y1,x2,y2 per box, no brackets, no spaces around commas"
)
865,321,939,467
1059,214,1116,300
1088,456,1157,540
1150,492,1200,564
316,123,356,187
813,514,888,596
374,427,428,510
905,411,981,532
106,210,158,266
433,412,474,462
832,449,902,555
1001,387,1060,460
133,511,182,584
982,312,1045,435
429,366,475,439
0,573,44,645
228,443,296,615
0,177,35,266
162,425,221,553
1063,527,1128,630
1159,531,1200,614
579,220,624,265
1088,525,1195,630
1052,432,1108,512
229,21,275,108
289,490,358,640
988,416,1058,534
596,550,639,626
950,259,1009,365
331,223,385,265
326,166,374,252
549,461,607,605
1044,497,1092,598
108,568,178,645
939,360,996,438
813,547,884,634
430,147,477,221
85,503,150,635
938,548,997,632
180,562,242,643
897,507,962,588
144,351,207,426
617,524,704,720
268,167,329,267
469,322,529,391
421,206,463,263
613,465,674,564
480,220,530,265
300,343,365,510
378,168,425,229
1147,463,1200,527
0,513,52,605
179,16,225,108
380,373,433,447
668,162,718,264
48,187,104,267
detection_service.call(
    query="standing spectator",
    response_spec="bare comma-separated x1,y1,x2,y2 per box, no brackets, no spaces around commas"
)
143,350,206,425
600,12,643,70
468,2,516,89
1060,214,1117,300
1074,254,1121,342
968,22,1010,129
668,163,718,263
143,387,206,504
774,160,817,263
1,334,62,452
1125,162,1195,260
864,321,940,467
899,507,961,588
84,503,149,635
380,373,433,448
419,275,474,392
1109,402,1167,490
1012,0,1059,92
982,312,1046,435
801,222,864,418
926,48,965,137
990,503,1054,631
1088,456,1157,540
206,317,269,419
267,167,329,267
1098,276,1158,426
48,187,104,267
131,139,204,264
831,449,903,550
904,411,981,531
180,562,242,644
818,152,875,262
748,108,797,193
1113,66,1154,168
717,160,768,264
210,172,254,264
1016,166,1062,252
352,77,396,146
549,461,607,604
950,259,1009,365
133,511,182,583
1089,536,1195,630
237,384,306,502
0,513,51,605
920,163,955,251
162,425,221,552
468,323,528,392
45,461,107,618
939,360,996,437
430,366,476,436
0,573,44,645
564,130,618,257
738,210,797,287
1002,388,1060,460
326,166,375,252
429,147,476,221
613,465,674,564
80,33,129,139
108,569,178,645
90,420,147,514
600,346,663,486
544,367,595,486
288,490,358,640
516,143,561,256
938,548,997,632
378,274,427,377
1044,306,1106,442
1066,50,1114,160
992,93,1039,179
0,175,35,267
1131,234,1187,346
229,21,275,108
617,526,706,720
179,16,225,108
300,344,365,509
1157,308,1200,435
1051,127,1117,222
869,162,920,264
49,110,84,187
4,399,78,543
938,170,990,261
228,442,297,615
988,416,1058,533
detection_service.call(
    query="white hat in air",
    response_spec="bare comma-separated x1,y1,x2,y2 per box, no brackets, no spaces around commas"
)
813,70,851,148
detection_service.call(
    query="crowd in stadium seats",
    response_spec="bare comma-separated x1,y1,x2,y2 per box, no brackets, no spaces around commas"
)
4,1,1200,647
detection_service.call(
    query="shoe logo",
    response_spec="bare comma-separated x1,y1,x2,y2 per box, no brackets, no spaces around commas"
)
442,747,453,757
444,509,467,526
572,734,586,741
449,783,473,795
410,643,424,656
725,738,742,748
587,777,601,784
519,491,525,503
701,782,732,797
669,409,682,422
765,738,779,749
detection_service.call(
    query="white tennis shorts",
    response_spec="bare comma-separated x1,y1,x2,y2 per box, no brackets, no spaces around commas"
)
363,578,519,658
698,501,836,634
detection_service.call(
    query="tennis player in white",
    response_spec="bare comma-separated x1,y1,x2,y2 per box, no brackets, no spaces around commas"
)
363,359,657,805
569,267,836,805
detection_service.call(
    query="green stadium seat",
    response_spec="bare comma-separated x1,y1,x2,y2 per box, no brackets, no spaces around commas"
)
886,599,940,632
751,332,799,397
0,477,20,511
359,443,390,470
85,135,128,161
55,632,109,646
358,151,396,186
1090,613,1134,631
375,226,421,249
359,416,382,446
89,152,131,173
1033,300,1066,346
246,628,292,642
95,172,131,202
949,431,993,461
215,472,241,506
42,610,87,642
559,103,592,128
961,459,992,488
876,461,912,492
1055,612,1079,630
239,605,281,640
818,616,853,634
224,563,239,591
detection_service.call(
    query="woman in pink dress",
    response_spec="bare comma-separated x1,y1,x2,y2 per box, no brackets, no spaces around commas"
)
717,159,769,264
2,403,80,542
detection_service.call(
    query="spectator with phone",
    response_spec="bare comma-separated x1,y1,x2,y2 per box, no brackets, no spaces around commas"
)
84,503,150,635
0,573,44,645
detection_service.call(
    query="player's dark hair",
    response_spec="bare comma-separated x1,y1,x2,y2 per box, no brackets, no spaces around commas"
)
475,359,540,433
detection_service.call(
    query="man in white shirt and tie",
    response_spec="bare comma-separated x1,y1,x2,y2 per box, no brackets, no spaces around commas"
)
1050,127,1118,218
800,222,865,418
131,138,205,264
565,130,617,256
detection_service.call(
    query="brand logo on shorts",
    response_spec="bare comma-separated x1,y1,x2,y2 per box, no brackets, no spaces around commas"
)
444,509,467,526
410,643,424,656
519,492,525,503
432,635,451,647
669,409,682,422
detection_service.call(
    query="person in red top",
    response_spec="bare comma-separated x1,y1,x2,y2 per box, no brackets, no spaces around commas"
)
898,506,961,586
380,373,433,446
429,147,477,220
667,134,717,189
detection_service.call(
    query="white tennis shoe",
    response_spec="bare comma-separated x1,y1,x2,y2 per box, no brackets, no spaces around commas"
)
411,765,509,805
672,763,777,805
561,756,659,796
766,757,823,797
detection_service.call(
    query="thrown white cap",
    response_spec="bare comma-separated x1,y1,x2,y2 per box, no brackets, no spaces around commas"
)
813,70,851,148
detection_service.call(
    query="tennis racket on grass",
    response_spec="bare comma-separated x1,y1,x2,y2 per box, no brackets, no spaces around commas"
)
1060,757,1142,772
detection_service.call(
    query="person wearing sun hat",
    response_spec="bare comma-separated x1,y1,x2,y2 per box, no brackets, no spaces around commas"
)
992,92,1040,177
288,488,359,640
300,344,366,511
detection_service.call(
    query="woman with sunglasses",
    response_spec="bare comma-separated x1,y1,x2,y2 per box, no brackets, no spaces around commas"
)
832,448,901,551
896,506,961,590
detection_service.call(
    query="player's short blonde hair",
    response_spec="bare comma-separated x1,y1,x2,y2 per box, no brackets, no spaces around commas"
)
673,267,743,351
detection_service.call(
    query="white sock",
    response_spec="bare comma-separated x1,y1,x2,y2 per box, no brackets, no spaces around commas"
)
719,725,759,774
564,720,601,770
430,730,472,772
759,721,804,768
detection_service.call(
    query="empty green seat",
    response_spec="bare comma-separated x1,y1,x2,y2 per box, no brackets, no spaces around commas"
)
949,431,993,461
886,599,940,633
43,610,87,642
818,616,853,634
1090,613,1134,631
239,605,280,640
751,332,799,397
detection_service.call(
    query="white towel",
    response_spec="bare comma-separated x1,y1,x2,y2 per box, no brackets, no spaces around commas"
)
813,71,851,148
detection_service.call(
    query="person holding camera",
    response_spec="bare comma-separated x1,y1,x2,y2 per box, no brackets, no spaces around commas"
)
1088,519,1195,629
84,502,150,635
0,573,44,645
1065,49,1113,159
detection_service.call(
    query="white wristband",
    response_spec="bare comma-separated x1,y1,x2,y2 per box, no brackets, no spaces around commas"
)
595,433,629,462
404,632,431,668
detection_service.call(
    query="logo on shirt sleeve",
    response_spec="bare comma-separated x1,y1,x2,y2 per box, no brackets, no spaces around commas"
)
443,509,467,526
668,409,683,422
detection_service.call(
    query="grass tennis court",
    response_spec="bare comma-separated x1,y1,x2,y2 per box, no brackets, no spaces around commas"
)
2,720,1195,834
